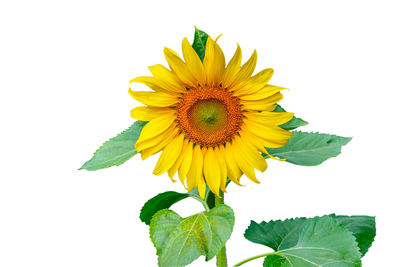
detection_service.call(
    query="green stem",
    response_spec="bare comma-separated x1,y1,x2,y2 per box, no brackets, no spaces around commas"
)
189,194,210,212
233,252,275,266
215,191,227,267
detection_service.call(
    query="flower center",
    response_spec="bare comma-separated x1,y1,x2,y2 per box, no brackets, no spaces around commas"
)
176,88,243,147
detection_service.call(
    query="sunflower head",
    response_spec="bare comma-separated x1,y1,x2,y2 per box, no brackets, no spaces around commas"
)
129,35,294,198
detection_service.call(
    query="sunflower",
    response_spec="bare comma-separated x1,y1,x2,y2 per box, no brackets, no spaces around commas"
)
129,36,294,199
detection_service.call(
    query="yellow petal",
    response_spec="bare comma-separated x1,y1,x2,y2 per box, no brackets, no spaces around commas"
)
222,44,242,88
164,47,197,87
241,93,283,111
130,106,174,121
231,137,260,183
168,158,181,182
215,146,227,192
182,38,205,85
230,50,257,87
129,76,178,95
246,111,294,126
239,85,286,101
203,147,221,196
148,64,186,93
241,124,288,148
140,127,179,160
203,37,225,86
235,136,267,172
168,140,187,182
135,114,176,145
153,134,184,175
233,69,274,96
178,140,193,186
223,143,243,185
244,118,294,139
187,145,203,192
136,124,175,152
128,89,178,107
239,129,268,154
197,176,206,200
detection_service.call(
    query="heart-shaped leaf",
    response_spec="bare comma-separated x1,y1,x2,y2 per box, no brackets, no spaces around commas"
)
245,215,376,261
150,205,234,266
260,216,361,266
244,215,376,267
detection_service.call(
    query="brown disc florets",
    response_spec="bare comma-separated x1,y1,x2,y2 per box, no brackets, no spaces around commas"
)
176,87,243,147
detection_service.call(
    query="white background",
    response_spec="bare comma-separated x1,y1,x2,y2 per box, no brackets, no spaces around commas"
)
1,0,399,266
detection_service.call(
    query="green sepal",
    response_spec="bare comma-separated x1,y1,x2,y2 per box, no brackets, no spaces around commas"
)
140,191,189,225
264,131,352,166
79,121,147,171
247,216,362,267
192,27,209,62
150,205,235,266
274,104,308,130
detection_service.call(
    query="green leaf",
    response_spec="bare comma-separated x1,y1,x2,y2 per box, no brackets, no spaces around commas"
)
274,104,308,130
254,216,362,267
264,131,352,166
79,121,146,171
244,218,308,251
263,255,287,267
140,191,189,225
150,205,235,266
192,27,209,62
335,215,376,256
245,215,376,260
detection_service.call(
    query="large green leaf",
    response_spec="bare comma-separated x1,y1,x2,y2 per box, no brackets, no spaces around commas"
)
140,191,189,225
150,205,235,266
244,218,308,251
335,215,376,256
274,104,308,130
264,131,352,166
245,215,376,260
256,216,362,267
79,121,146,171
192,27,208,62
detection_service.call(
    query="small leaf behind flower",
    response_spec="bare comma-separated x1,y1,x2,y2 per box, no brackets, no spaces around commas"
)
192,27,209,61
140,191,189,225
79,121,147,171
274,104,308,130
264,131,352,166
150,205,234,266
